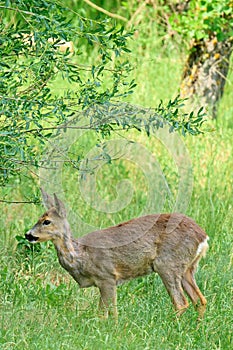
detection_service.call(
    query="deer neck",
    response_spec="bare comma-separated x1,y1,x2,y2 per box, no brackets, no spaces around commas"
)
53,224,78,265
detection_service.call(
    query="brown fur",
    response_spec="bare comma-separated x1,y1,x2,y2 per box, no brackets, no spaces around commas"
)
25,189,209,319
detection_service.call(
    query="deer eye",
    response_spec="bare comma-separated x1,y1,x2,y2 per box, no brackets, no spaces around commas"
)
43,220,51,225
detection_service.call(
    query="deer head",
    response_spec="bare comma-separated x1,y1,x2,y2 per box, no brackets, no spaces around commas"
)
25,188,70,244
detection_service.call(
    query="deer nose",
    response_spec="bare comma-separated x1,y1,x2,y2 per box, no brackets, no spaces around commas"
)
25,232,39,242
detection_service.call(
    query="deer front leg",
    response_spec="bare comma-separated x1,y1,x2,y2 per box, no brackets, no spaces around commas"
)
98,281,118,320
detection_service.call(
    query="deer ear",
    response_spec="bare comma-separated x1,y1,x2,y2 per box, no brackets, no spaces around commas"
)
53,193,67,218
40,188,54,209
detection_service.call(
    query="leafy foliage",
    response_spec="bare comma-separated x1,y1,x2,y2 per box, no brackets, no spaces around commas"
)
80,97,206,137
0,0,134,184
169,0,233,41
0,0,206,189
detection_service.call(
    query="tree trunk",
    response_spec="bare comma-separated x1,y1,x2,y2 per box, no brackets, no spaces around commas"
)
180,36,233,118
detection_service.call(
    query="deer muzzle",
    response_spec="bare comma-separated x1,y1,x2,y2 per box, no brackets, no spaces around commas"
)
25,232,39,243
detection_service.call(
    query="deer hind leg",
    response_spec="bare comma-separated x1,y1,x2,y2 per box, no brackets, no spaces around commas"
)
98,281,118,320
182,266,207,319
159,272,189,316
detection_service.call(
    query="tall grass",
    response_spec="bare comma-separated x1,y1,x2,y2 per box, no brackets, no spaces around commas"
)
1,23,233,350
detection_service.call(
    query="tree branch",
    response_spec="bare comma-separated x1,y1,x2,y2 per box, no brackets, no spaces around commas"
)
83,0,127,22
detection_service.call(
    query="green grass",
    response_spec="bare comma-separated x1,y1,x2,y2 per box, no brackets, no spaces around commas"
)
1,24,233,350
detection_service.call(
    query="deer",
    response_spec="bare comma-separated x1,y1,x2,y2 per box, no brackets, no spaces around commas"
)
25,188,209,320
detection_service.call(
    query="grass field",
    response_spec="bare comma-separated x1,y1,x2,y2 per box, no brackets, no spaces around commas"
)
1,24,233,349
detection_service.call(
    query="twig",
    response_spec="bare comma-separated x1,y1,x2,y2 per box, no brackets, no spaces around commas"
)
127,0,149,27
0,200,40,204
0,5,51,20
83,0,127,22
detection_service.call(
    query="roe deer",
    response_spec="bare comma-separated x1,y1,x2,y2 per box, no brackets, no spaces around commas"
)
25,189,209,319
